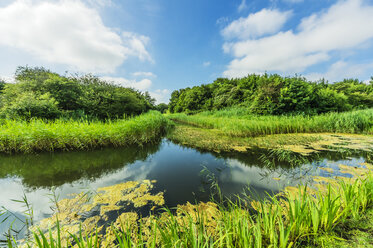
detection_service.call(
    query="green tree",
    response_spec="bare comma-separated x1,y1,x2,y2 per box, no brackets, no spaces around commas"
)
1,67,154,120
156,103,168,113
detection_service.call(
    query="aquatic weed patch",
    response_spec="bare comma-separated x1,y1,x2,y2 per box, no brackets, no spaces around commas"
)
168,123,373,156
20,180,165,247
9,162,373,247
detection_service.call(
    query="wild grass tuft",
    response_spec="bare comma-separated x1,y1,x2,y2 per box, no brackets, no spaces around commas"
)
167,108,373,137
0,111,173,154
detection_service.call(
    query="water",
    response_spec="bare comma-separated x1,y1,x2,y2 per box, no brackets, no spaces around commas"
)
0,139,370,241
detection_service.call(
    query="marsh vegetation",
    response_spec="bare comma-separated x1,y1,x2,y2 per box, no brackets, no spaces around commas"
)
1,69,373,247
0,111,171,154
168,108,373,138
4,163,373,248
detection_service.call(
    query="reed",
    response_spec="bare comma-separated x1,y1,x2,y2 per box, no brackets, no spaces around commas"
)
0,111,173,154
9,174,373,247
167,108,373,137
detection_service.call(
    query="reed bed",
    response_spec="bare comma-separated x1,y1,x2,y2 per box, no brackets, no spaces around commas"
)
9,174,373,247
168,108,373,137
0,111,173,154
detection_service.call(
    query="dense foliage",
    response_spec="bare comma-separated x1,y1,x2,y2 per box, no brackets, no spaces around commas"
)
155,103,169,113
0,67,156,120
169,74,373,115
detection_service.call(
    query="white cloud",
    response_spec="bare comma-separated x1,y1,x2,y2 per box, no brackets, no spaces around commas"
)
132,71,156,78
0,75,15,83
101,76,170,103
84,0,113,7
101,76,152,91
149,89,170,104
216,16,229,25
363,79,372,84
122,31,153,63
203,61,211,67
238,0,247,12
223,0,373,78
221,8,292,40
306,60,373,82
0,0,152,73
284,0,303,3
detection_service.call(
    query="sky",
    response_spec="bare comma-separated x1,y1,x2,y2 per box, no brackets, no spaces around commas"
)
0,0,373,103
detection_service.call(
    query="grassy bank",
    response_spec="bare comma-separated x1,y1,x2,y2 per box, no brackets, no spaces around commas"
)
9,167,373,247
167,123,373,156
0,111,173,154
168,108,373,137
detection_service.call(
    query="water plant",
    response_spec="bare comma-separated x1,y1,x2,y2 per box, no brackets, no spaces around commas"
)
6,166,373,247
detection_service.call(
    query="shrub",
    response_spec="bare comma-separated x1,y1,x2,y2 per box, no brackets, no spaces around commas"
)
0,92,61,120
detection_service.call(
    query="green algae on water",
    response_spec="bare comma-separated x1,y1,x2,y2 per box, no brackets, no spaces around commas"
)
25,180,164,247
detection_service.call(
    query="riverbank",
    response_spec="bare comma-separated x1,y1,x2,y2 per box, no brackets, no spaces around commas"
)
167,108,373,155
168,123,373,156
0,111,173,154
167,108,373,137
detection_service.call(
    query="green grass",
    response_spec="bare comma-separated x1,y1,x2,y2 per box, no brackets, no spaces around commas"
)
9,173,373,247
0,111,173,154
167,108,373,137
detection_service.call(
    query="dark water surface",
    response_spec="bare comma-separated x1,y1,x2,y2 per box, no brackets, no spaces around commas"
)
0,139,370,240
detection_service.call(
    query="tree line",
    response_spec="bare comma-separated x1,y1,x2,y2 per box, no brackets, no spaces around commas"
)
169,74,373,115
0,67,158,120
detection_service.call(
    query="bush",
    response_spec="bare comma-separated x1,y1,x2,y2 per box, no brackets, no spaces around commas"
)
315,88,351,113
0,92,61,120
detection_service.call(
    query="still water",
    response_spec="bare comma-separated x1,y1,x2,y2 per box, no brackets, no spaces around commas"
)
0,139,370,240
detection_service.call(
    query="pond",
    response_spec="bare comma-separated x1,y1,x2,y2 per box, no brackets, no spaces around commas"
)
0,139,371,242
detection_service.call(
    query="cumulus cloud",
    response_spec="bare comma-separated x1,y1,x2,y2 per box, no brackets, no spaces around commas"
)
103,74,169,104
223,0,373,78
203,61,211,67
221,8,292,40
306,60,373,82
284,0,304,3
0,75,15,83
0,0,152,73
132,71,157,78
122,31,153,63
84,0,113,7
238,0,247,12
149,89,170,104
101,76,152,91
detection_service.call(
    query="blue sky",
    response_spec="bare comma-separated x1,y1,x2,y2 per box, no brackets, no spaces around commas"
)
0,0,373,103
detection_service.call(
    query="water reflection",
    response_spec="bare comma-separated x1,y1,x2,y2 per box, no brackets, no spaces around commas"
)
0,143,161,188
0,139,371,242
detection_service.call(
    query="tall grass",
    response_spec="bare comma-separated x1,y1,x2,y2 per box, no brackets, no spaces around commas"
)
168,108,373,137
10,174,373,247
0,111,173,154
